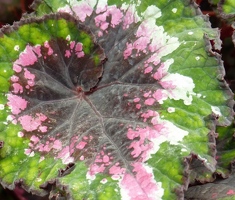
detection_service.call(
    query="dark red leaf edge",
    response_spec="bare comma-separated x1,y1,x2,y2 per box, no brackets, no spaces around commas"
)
185,160,235,200
183,0,234,188
184,2,235,198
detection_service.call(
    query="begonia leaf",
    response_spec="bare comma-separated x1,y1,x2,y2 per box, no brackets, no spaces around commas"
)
0,0,233,200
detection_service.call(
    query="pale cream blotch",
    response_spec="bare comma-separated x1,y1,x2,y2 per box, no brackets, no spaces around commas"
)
100,178,108,184
0,104,4,110
159,73,195,105
172,8,177,13
167,107,175,113
17,131,24,138
195,56,200,61
14,45,20,51
211,106,222,116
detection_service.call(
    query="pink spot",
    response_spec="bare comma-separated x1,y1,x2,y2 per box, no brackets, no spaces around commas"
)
141,110,156,122
76,51,85,58
127,128,140,140
127,125,161,160
98,31,103,37
123,43,133,59
83,136,88,140
133,37,150,53
143,91,151,98
27,80,35,87
122,6,138,29
95,13,108,30
12,83,23,94
144,66,153,74
39,126,47,133
89,163,105,176
103,155,110,163
80,155,85,161
13,64,22,73
94,6,123,31
100,22,109,30
65,50,71,58
11,75,19,82
133,98,140,102
33,45,42,57
24,68,35,80
144,98,155,105
18,113,47,132
129,141,143,157
52,140,62,150
136,104,141,109
30,135,39,144
70,42,85,58
70,41,75,49
44,41,53,55
57,146,74,164
227,190,235,195
153,63,165,80
152,89,167,102
76,141,87,149
109,164,125,175
37,113,47,121
109,6,123,27
75,43,83,52
73,3,93,22
15,45,38,66
7,94,28,115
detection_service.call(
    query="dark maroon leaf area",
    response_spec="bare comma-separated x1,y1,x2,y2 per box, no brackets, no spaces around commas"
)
10,14,165,175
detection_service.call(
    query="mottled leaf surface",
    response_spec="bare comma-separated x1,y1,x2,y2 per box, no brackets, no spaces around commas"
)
0,0,233,200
